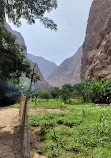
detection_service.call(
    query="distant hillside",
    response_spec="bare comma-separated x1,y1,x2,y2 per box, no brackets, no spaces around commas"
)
28,54,58,79
47,47,83,87
5,22,52,90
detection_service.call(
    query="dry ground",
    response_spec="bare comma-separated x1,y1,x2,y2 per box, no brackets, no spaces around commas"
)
0,108,19,158
0,107,66,158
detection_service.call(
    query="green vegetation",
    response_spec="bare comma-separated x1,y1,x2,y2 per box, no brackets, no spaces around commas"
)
28,99,111,158
18,78,29,95
11,77,111,157
10,78,111,108
28,78,111,105
0,78,19,106
50,87,61,99
34,90,51,100
0,0,58,106
4,0,58,30
60,84,74,103
1,1,111,157
10,78,111,157
81,78,111,104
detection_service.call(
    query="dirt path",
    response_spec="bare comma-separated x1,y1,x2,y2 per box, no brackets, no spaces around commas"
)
0,108,19,158
0,107,66,158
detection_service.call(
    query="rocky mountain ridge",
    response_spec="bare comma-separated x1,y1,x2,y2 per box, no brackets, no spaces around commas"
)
5,22,52,90
28,54,58,79
81,0,111,79
47,47,83,87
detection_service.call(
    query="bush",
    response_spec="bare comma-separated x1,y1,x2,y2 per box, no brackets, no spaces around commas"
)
0,77,19,106
61,84,73,103
50,87,60,99
17,78,29,95
35,90,51,99
72,83,82,98
81,78,111,104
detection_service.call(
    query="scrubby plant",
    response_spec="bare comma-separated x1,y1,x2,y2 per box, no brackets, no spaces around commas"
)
61,84,73,103
81,78,111,104
50,87,60,99
17,78,29,95
0,76,19,106
34,90,51,100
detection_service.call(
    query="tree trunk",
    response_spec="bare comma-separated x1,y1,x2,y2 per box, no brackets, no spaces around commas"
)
21,64,36,158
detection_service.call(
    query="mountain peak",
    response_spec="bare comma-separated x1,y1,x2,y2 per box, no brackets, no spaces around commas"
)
47,47,83,87
28,54,58,79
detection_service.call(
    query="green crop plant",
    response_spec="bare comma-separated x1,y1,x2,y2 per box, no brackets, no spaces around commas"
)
29,100,111,158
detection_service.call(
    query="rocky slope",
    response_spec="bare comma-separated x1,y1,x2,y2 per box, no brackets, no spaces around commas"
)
47,47,83,87
28,54,58,79
81,0,111,79
5,22,51,90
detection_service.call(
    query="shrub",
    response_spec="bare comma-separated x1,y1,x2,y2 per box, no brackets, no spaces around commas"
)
35,90,51,99
61,84,73,103
50,87,60,99
81,78,111,104
0,77,19,106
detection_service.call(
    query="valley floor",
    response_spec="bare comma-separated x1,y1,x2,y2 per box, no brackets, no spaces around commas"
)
1,99,111,158
0,107,66,158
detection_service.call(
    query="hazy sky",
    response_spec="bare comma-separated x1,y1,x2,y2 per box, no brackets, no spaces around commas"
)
8,0,93,65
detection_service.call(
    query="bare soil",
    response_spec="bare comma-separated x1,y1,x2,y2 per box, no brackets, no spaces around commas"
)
0,108,19,158
29,108,67,115
0,107,66,158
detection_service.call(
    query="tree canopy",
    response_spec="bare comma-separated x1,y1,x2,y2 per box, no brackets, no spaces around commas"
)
3,0,58,30
0,27,32,82
0,0,58,82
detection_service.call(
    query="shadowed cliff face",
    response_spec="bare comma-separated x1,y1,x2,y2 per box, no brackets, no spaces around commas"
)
81,0,111,79
5,22,52,90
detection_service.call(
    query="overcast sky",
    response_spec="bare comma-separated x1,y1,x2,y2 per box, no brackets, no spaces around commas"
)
8,0,93,65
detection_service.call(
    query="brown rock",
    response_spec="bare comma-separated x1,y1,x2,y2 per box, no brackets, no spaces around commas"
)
47,47,83,87
81,0,111,80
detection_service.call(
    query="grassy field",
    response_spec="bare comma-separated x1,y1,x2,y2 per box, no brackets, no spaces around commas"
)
11,99,111,157
26,99,111,158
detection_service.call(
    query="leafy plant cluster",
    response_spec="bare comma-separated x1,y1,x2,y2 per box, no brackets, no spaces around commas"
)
32,78,111,105
0,0,58,106
0,27,32,82
31,84,82,104
29,105,111,157
81,78,111,104
4,0,58,30
59,78,111,104
34,90,51,100
31,98,68,109
29,112,83,128
0,77,19,106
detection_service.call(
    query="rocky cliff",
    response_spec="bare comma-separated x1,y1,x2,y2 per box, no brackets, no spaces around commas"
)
81,0,111,79
47,47,83,87
28,54,58,79
5,22,52,90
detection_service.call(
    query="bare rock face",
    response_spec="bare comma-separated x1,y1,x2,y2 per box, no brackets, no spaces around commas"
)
28,54,58,80
81,0,111,79
4,22,27,57
5,22,52,90
47,47,83,87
